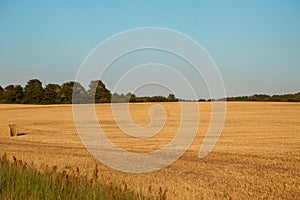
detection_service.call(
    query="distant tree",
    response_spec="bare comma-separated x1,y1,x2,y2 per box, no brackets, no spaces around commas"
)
73,82,88,104
270,95,283,102
24,79,43,104
88,80,111,103
293,93,300,102
14,85,24,103
226,93,300,102
4,85,16,103
42,84,61,104
149,96,168,102
124,93,133,102
167,94,178,102
249,94,270,101
61,81,87,104
4,85,24,103
111,93,118,103
61,82,74,104
129,93,138,102
0,86,5,103
112,93,135,103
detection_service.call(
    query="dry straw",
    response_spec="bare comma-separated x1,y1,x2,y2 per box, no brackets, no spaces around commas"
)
0,124,17,137
9,124,17,137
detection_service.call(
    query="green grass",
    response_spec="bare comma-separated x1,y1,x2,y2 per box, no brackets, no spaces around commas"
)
0,154,145,200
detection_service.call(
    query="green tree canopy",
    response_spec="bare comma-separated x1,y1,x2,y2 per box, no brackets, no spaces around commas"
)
167,94,177,102
111,93,131,103
4,85,24,104
61,81,74,104
61,81,87,104
88,80,111,103
24,79,43,104
0,86,5,103
42,84,61,104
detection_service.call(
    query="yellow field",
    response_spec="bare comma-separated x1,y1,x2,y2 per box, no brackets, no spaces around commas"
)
0,102,299,199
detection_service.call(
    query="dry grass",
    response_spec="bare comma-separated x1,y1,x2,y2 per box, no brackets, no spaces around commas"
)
0,102,299,199
8,124,17,137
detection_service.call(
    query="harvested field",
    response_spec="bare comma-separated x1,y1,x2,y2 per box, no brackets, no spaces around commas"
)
0,102,299,199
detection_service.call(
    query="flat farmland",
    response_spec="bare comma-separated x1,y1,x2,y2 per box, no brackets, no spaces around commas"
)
0,102,299,199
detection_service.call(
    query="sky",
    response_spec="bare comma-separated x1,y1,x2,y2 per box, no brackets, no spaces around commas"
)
0,0,299,99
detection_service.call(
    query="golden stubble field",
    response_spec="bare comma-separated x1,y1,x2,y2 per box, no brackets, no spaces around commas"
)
0,102,299,199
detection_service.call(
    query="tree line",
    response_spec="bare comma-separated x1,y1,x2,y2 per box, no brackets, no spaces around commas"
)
225,93,300,102
0,79,299,104
0,79,178,104
198,93,300,102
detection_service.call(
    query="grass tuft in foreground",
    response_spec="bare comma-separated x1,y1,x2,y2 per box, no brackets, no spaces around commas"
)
0,154,145,200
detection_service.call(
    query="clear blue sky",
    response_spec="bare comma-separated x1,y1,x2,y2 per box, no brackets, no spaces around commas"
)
1,0,299,97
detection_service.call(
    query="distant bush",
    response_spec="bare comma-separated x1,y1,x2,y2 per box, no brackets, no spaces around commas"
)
225,93,300,102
